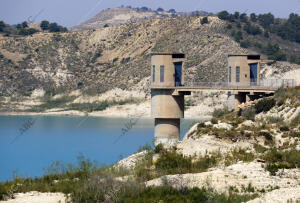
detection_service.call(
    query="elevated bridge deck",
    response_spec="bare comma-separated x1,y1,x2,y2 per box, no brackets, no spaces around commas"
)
150,79,295,95
150,85,277,93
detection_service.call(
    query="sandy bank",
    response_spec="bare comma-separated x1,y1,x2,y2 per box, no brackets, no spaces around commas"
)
0,100,214,119
0,191,66,203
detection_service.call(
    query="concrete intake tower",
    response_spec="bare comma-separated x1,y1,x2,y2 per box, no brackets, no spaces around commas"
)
150,53,190,147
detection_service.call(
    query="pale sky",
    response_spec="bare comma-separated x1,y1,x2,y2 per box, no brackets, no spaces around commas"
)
0,0,299,27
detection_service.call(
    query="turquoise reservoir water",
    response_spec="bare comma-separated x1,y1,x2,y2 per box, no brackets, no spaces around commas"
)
0,116,204,182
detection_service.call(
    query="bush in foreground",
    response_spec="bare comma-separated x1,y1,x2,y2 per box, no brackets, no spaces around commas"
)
254,98,275,114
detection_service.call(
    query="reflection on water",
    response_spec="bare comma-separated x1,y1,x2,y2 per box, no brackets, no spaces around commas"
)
0,115,206,181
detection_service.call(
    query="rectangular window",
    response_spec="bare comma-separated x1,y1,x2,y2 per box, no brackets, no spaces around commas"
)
160,65,164,83
236,66,240,83
228,67,231,82
152,65,155,82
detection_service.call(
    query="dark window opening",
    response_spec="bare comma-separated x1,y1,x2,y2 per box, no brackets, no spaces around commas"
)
174,62,183,86
249,63,258,86
160,65,164,82
152,65,155,82
236,66,240,83
229,66,232,82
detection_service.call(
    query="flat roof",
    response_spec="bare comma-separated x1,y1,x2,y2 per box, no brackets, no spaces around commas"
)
151,53,185,59
228,54,260,57
151,52,185,55
228,54,260,60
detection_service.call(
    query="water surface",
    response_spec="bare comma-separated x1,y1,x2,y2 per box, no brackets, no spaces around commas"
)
0,115,204,181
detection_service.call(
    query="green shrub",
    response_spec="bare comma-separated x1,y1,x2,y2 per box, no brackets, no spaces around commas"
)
155,150,218,175
201,17,209,25
263,149,300,175
289,55,300,64
264,31,270,38
242,107,256,121
291,114,300,127
279,125,289,131
29,96,75,112
267,116,284,124
245,183,255,193
259,131,272,141
253,42,263,49
134,152,154,180
120,186,258,203
213,107,229,118
211,118,218,124
243,23,262,35
274,87,286,99
225,148,255,166
155,150,192,174
154,143,164,153
121,57,130,64
234,31,243,42
289,131,300,137
240,40,251,48
112,57,118,63
269,51,287,61
261,43,287,61
218,11,230,20
18,28,39,36
138,144,152,152
40,20,50,30
263,149,283,163
0,21,5,32
226,24,232,29
266,164,278,176
255,98,275,113
239,13,248,23
258,13,274,28
271,13,300,43
253,144,267,153
49,23,68,32
198,122,206,128
193,155,218,171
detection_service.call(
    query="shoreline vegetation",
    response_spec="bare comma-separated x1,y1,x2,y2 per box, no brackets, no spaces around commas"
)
1,87,299,202
0,148,259,202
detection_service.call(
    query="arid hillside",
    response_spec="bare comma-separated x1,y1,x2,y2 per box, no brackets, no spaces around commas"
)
71,7,210,31
0,16,248,96
0,15,300,113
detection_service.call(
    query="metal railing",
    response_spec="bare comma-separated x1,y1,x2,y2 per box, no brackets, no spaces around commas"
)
150,79,296,89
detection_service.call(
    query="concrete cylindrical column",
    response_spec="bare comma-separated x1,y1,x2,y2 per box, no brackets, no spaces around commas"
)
151,89,184,118
154,118,180,147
